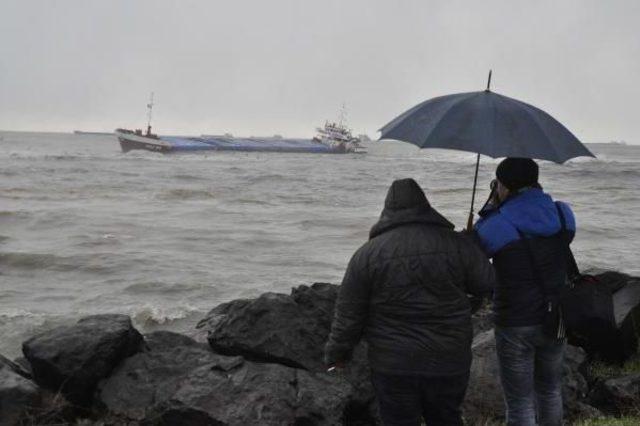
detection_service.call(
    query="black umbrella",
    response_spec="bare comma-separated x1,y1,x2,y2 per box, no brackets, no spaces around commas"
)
379,72,595,229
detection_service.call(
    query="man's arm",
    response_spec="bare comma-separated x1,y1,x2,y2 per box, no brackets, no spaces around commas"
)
459,233,496,298
324,247,371,367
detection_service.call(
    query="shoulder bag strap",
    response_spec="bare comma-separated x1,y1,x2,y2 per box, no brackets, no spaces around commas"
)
555,203,581,280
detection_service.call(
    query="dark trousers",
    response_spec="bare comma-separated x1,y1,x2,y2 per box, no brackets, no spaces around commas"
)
371,371,470,426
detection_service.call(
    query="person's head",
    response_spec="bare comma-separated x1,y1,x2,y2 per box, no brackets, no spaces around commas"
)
384,178,430,212
494,158,539,203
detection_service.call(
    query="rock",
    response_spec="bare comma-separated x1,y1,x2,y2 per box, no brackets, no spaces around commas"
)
199,283,377,414
463,329,503,422
588,373,640,415
462,329,592,423
98,333,375,425
562,345,596,421
0,362,41,426
1,353,31,380
612,278,640,361
471,302,493,336
594,271,633,294
200,283,337,371
565,401,603,421
144,330,208,352
22,314,143,406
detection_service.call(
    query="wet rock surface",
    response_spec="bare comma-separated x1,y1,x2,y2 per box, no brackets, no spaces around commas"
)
22,314,143,406
198,283,377,413
0,360,41,426
589,373,640,415
4,271,639,425
462,329,596,422
98,331,372,425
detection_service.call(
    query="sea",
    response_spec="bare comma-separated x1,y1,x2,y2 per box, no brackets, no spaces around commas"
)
1,131,639,358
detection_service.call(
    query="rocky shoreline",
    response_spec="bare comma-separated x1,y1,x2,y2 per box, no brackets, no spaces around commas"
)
1,271,639,425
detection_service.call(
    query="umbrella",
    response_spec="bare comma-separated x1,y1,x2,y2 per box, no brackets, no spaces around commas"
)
379,71,595,229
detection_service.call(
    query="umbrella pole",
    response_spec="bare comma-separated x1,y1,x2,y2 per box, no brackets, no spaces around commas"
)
466,153,481,231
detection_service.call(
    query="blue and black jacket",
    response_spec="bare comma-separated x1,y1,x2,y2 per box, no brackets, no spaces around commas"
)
475,187,576,327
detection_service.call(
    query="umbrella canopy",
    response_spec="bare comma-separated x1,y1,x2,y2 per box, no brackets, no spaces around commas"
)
378,77,595,230
379,90,595,163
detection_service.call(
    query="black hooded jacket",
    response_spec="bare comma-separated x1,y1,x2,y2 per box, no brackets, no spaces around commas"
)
324,179,495,376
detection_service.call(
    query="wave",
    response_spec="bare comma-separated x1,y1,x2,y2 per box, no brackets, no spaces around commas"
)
154,188,218,200
0,210,30,219
132,303,202,326
124,281,195,295
0,252,115,274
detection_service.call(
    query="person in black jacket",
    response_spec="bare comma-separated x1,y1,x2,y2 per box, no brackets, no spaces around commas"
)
324,178,495,426
475,158,576,426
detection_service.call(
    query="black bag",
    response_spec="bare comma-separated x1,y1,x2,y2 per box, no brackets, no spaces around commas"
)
554,204,616,349
517,203,615,341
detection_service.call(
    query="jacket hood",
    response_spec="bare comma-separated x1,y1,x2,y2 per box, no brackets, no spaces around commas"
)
370,179,454,239
499,188,561,236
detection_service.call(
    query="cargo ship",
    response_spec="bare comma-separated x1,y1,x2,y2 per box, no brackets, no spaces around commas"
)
115,126,365,154
116,96,365,154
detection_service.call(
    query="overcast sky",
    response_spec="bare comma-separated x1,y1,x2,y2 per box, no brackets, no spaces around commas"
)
1,0,639,142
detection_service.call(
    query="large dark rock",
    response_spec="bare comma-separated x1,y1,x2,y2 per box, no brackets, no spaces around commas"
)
588,373,640,415
198,283,377,418
22,314,143,406
0,361,41,426
98,331,374,425
462,329,595,423
199,283,337,371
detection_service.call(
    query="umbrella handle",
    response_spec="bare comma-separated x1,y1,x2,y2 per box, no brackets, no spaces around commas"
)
466,153,481,231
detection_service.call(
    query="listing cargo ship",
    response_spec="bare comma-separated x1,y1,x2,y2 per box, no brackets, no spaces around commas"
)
116,96,365,154
116,125,365,154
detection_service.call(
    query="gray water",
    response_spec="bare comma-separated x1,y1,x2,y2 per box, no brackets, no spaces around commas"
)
1,131,639,358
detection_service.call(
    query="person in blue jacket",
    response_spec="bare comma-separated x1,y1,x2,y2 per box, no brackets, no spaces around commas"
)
475,158,576,426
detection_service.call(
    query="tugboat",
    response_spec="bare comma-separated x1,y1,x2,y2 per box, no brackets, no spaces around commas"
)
116,96,366,154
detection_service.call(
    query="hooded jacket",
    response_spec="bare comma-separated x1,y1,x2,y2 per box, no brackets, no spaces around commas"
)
475,187,576,327
324,179,495,376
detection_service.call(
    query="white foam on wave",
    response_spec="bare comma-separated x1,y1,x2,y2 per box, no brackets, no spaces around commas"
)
132,303,202,326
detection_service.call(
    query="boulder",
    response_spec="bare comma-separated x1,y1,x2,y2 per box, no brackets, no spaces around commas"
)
588,373,640,415
463,329,503,422
199,283,337,371
198,283,376,413
612,277,640,361
0,353,31,380
0,362,41,426
462,329,594,423
22,314,143,406
562,345,595,421
98,331,375,425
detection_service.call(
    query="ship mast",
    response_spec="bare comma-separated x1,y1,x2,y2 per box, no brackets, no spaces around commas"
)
146,92,154,136
338,102,347,128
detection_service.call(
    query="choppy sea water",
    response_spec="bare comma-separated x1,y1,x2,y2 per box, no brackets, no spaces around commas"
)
1,131,639,358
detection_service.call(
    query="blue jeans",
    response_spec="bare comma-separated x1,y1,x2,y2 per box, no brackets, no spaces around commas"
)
495,325,565,426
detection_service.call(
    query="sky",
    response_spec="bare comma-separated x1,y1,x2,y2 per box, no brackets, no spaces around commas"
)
1,0,639,143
